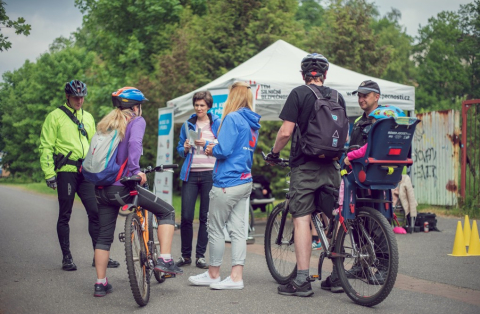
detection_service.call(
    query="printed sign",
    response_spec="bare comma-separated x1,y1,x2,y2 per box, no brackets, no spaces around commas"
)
210,89,229,118
158,112,172,136
155,107,174,205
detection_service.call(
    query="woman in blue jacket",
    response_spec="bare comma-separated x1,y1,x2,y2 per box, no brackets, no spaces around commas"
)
188,82,261,290
176,91,221,269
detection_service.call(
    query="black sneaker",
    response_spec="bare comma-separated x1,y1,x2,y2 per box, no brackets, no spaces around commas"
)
278,280,313,297
92,258,120,268
93,280,113,297
346,264,365,279
368,270,387,285
62,254,77,271
195,257,208,269
175,256,192,267
320,275,344,293
155,258,183,275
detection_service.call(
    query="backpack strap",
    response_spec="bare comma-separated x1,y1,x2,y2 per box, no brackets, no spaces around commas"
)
58,106,89,140
305,84,325,100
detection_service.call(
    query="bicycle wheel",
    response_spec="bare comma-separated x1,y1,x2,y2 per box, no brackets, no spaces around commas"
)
264,202,297,284
334,206,399,307
148,212,166,284
125,213,150,306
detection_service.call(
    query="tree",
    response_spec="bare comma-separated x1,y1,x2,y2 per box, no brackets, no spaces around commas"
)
413,7,473,111
371,8,416,85
0,47,96,179
137,0,305,188
295,0,325,31
0,0,31,51
303,0,391,78
459,0,480,100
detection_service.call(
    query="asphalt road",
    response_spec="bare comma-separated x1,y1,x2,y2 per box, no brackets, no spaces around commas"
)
0,184,479,314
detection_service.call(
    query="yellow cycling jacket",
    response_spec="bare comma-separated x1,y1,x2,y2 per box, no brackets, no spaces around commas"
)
39,104,96,179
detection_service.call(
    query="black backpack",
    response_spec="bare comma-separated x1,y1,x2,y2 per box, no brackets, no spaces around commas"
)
294,85,349,161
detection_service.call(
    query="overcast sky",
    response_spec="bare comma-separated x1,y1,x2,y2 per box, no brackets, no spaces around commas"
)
0,0,473,81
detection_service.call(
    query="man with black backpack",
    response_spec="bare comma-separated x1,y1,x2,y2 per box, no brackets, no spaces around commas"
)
266,53,347,297
39,80,119,271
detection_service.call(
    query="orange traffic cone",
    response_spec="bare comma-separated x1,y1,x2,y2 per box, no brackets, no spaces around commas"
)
467,220,480,256
464,215,471,246
449,221,468,256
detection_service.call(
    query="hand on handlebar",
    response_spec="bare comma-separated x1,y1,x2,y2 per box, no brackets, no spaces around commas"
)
343,156,351,166
265,148,280,166
137,172,147,186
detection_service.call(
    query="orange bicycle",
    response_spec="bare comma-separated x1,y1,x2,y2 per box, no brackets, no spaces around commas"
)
118,164,178,306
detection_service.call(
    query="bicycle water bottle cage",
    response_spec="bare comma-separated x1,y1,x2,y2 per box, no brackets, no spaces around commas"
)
350,117,420,190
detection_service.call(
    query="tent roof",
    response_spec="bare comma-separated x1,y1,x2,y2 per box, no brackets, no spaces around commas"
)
168,40,415,122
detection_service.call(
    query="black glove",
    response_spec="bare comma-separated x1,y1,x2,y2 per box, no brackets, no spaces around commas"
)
46,176,57,190
265,148,280,165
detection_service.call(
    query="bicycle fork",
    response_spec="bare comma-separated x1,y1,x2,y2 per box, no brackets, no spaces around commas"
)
275,200,292,246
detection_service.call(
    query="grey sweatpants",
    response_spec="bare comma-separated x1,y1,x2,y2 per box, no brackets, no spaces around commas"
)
207,182,252,267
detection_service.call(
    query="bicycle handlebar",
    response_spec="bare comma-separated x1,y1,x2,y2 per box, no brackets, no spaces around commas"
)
261,152,289,167
143,164,178,174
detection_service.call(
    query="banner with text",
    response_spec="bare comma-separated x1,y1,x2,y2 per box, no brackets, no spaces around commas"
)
155,107,174,205
210,88,229,119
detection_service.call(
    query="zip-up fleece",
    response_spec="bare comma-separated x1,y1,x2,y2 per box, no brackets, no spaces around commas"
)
177,112,221,181
39,104,96,179
211,108,261,188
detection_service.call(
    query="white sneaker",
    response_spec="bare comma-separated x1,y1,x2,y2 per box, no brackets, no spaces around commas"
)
209,276,244,290
188,271,221,286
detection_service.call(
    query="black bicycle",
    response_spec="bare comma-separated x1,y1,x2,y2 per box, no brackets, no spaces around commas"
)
118,164,178,306
263,154,398,307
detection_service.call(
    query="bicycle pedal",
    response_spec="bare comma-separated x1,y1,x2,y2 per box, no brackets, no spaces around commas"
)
163,273,176,279
307,275,319,282
118,232,126,243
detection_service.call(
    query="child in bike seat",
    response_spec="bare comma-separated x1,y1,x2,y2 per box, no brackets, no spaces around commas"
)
343,105,406,167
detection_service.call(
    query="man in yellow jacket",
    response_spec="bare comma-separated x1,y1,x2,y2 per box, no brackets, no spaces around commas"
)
39,80,119,271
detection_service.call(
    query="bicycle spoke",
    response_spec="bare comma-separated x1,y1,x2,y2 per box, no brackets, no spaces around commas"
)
265,203,297,284
334,207,398,307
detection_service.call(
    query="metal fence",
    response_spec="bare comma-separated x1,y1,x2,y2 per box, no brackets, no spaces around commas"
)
412,110,461,206
461,101,480,208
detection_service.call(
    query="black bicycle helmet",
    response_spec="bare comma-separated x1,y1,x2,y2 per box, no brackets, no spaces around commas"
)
111,86,148,109
65,80,87,96
301,53,329,77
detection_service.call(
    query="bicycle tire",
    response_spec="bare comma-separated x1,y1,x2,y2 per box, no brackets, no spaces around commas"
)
334,206,398,307
148,212,166,284
264,202,297,284
125,213,150,306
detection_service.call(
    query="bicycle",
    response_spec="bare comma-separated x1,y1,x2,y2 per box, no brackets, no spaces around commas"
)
118,164,178,306
263,153,399,307
264,117,419,306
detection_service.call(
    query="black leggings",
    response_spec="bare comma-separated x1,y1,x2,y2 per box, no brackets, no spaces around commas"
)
94,185,175,251
57,172,99,256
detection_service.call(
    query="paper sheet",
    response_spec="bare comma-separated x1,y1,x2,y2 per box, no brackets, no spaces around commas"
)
183,121,202,153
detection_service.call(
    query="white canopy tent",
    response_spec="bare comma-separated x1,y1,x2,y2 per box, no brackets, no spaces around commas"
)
167,40,415,122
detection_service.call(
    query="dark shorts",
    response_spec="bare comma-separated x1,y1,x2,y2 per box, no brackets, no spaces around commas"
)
288,161,341,218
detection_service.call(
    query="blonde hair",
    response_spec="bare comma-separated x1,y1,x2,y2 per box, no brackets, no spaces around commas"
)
97,107,137,139
218,82,253,133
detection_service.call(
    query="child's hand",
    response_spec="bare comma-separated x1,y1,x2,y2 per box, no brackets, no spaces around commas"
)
344,156,351,166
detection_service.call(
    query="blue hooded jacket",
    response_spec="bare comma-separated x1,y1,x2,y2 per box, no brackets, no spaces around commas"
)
211,108,261,188
177,112,221,181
